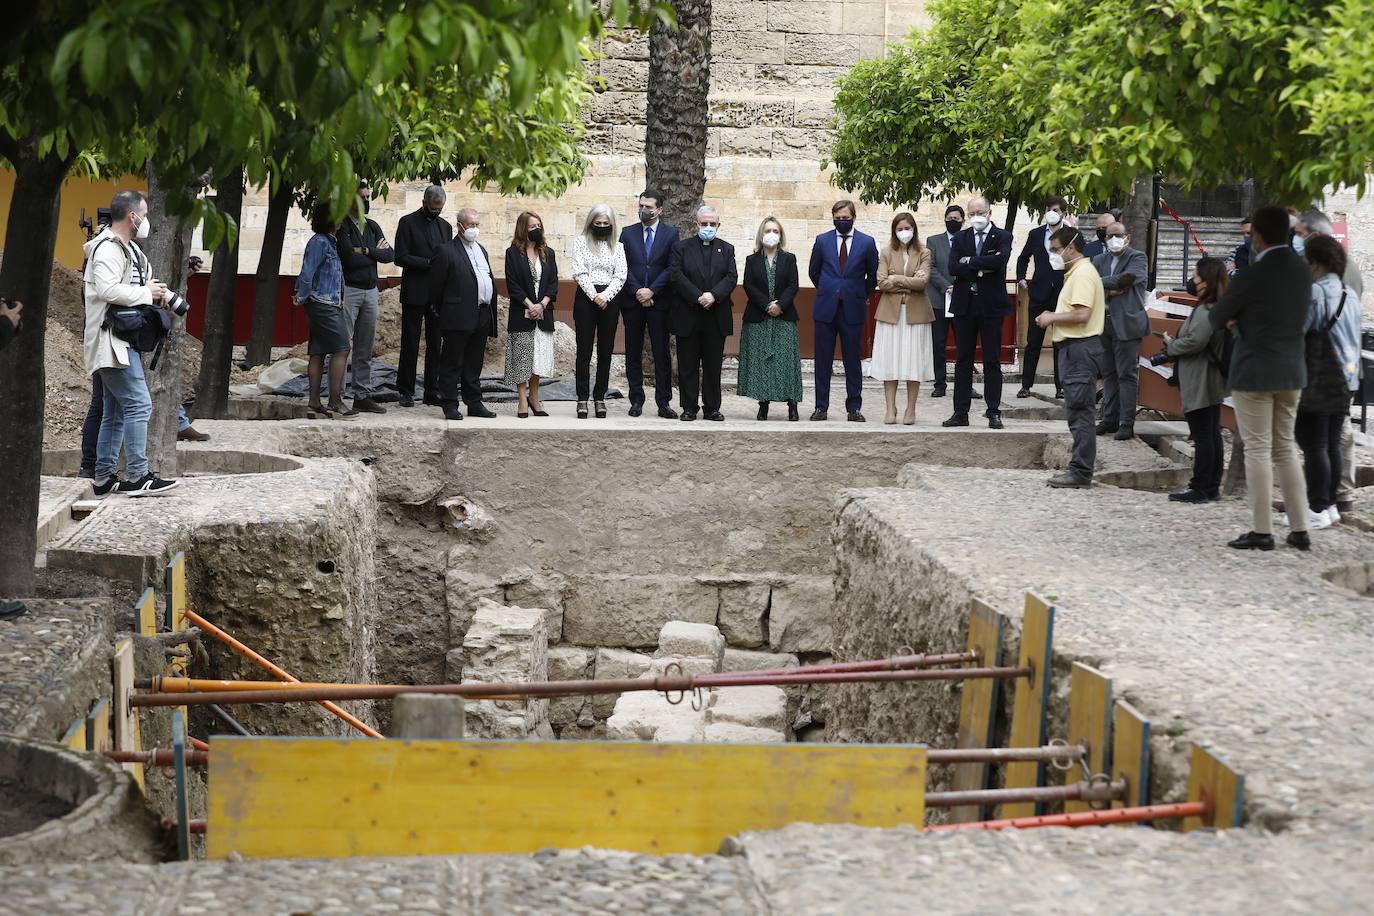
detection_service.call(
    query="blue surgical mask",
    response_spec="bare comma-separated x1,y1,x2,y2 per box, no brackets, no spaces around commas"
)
1291,234,1306,255
698,226,717,242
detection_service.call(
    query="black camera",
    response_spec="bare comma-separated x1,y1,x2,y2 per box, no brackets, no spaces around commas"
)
164,289,190,316
1149,350,1173,367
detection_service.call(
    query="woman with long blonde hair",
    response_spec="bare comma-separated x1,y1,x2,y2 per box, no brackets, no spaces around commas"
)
570,203,628,418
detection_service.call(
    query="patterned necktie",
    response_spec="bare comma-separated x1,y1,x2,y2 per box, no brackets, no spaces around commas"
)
976,231,985,254
839,235,849,271
645,225,654,253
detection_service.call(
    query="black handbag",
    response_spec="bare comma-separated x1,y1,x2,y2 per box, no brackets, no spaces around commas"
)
1300,290,1349,415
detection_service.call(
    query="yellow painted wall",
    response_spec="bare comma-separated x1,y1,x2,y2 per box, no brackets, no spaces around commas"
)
0,170,147,269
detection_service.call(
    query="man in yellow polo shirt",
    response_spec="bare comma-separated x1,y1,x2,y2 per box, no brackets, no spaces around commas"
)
1034,227,1106,487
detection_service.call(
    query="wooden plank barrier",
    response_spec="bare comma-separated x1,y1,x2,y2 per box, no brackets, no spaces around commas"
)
112,638,145,790
60,717,86,752
1000,592,1055,818
1183,744,1244,832
1111,701,1151,813
1064,663,1113,814
949,599,1006,823
136,587,158,638
208,738,928,859
84,696,111,754
164,552,190,726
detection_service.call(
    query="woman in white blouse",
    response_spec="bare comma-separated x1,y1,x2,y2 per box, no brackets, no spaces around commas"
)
570,203,628,418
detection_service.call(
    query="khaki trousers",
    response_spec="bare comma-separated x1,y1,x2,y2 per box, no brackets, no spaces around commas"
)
1231,389,1309,534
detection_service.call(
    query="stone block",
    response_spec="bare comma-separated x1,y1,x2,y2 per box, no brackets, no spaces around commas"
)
502,570,568,643
710,97,794,128
598,57,648,92
768,1,844,33
772,127,831,160
710,63,758,92
591,647,654,717
591,91,647,126
650,655,717,678
563,575,719,648
719,127,779,158
843,0,887,35
445,568,503,649
655,621,726,665
601,30,649,61
459,599,549,738
722,648,800,672
612,124,646,154
702,722,787,743
714,0,769,31
714,31,787,64
580,124,615,156
784,33,876,66
717,582,771,648
768,576,834,653
547,645,594,729
755,64,848,93
606,691,706,742
794,98,835,130
706,685,789,733
391,694,465,739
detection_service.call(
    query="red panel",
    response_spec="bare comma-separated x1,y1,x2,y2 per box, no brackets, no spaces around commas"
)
183,274,309,347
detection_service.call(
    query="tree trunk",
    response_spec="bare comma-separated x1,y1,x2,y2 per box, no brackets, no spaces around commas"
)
143,162,198,475
645,0,712,236
194,166,245,420
246,183,292,367
0,143,73,596
1122,173,1154,285
1004,193,1021,234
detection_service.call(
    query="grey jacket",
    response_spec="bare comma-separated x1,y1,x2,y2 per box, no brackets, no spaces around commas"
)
925,232,956,318
1092,246,1150,339
1165,302,1229,413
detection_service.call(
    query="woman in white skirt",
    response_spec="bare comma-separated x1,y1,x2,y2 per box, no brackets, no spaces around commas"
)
502,211,559,417
871,212,935,424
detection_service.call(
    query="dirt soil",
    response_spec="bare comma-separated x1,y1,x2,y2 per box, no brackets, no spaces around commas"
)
0,776,74,838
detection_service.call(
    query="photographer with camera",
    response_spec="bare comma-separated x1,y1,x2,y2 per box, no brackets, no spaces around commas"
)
0,297,21,349
1157,257,1231,504
81,189,178,497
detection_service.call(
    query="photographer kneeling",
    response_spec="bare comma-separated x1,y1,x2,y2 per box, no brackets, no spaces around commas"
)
1158,257,1231,503
82,189,178,497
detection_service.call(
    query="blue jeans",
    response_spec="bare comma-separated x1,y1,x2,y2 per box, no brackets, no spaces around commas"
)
96,351,152,481
178,406,190,432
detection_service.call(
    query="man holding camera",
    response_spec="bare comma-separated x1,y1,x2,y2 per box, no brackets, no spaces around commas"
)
81,189,178,497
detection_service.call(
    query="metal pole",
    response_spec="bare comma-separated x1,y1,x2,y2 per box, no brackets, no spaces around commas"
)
927,800,1207,832
926,745,1083,765
207,703,252,736
925,778,1125,809
104,748,210,767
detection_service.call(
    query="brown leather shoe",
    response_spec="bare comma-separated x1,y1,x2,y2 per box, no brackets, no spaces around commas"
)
176,426,210,442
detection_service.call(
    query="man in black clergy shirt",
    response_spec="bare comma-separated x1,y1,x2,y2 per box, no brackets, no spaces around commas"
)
393,185,453,407
670,204,738,421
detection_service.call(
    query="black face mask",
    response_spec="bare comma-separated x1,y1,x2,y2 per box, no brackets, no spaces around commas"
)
1096,228,1108,244
833,218,854,235
592,224,612,239
425,209,441,221
946,219,963,235
362,198,370,215
639,207,657,224
528,227,544,245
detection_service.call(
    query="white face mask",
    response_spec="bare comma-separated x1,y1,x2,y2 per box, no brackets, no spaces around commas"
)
761,231,781,248
135,214,150,240
1045,211,1062,226
462,226,480,243
895,228,915,244
1106,237,1126,253
1048,252,1066,271
969,214,989,231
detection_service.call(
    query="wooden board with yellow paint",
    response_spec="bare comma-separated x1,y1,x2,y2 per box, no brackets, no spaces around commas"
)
136,587,158,638
84,696,111,753
60,718,86,752
112,639,145,790
949,599,1005,822
208,738,928,860
999,592,1055,819
1111,700,1150,813
1183,744,1244,832
164,551,187,634
1064,663,1112,814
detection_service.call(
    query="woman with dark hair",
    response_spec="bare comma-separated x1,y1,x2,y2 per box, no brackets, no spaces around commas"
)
1162,257,1230,502
1290,234,1362,529
870,211,934,424
503,211,558,417
294,201,354,419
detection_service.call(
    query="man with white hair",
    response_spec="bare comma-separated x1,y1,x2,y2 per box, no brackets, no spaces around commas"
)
428,207,498,421
669,204,738,421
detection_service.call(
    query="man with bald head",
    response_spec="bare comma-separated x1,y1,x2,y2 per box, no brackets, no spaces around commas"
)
670,204,738,420
1091,221,1149,438
1082,210,1119,260
943,196,1014,428
428,206,498,421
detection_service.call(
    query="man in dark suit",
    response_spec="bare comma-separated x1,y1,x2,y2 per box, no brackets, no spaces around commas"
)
1092,222,1150,439
1226,218,1252,274
618,189,680,418
944,197,1013,428
394,185,453,407
670,205,737,421
1081,209,1120,260
925,204,963,397
428,207,498,422
807,199,879,421
1015,195,1068,398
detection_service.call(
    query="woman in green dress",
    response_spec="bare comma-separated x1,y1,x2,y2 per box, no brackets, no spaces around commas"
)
738,217,803,420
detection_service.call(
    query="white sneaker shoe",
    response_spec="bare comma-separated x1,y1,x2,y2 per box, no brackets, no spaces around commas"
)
1278,509,1332,530
1327,506,1341,524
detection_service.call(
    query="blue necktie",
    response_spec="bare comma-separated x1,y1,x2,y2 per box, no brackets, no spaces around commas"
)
645,225,654,253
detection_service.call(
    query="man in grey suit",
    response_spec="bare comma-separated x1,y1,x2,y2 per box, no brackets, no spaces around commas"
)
924,204,964,397
1092,222,1150,439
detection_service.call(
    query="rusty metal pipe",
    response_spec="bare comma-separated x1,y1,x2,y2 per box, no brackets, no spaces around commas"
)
926,745,1084,764
734,651,978,679
692,666,1031,688
927,800,1208,832
925,778,1126,808
161,817,207,835
182,608,382,739
104,749,209,767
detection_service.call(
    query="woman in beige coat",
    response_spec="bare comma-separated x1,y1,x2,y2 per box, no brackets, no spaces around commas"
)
870,212,935,424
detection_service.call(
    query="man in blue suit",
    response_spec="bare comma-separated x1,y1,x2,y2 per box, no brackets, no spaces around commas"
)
618,189,680,418
807,199,879,421
1015,195,1068,398
943,196,1013,429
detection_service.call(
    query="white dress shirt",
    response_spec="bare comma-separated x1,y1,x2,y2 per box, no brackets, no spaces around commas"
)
460,238,493,305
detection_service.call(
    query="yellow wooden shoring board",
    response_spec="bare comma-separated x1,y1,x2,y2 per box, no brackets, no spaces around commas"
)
85,696,112,753
1111,700,1150,814
208,738,928,860
136,587,158,638
165,551,187,635
1183,744,1244,832
949,599,1005,823
60,717,87,752
1064,663,1112,814
1000,592,1055,819
112,639,144,790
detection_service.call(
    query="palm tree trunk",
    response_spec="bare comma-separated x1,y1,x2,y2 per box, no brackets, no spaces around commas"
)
645,0,712,236
194,166,245,420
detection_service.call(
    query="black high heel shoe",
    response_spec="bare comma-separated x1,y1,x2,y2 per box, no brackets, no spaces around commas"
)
530,400,548,417
787,400,799,422
595,400,607,418
577,401,589,419
757,401,769,421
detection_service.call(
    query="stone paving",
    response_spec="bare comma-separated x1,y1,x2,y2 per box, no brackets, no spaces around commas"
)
0,600,110,742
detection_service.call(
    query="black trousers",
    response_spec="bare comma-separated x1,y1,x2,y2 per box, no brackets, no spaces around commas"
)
622,304,674,408
1021,299,1061,390
931,310,950,386
1184,404,1224,496
574,288,619,401
676,322,726,414
952,312,1004,416
398,300,442,401
1294,411,1345,511
438,320,489,408
80,373,104,477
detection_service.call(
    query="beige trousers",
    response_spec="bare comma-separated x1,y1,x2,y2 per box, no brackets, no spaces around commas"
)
1232,389,1309,534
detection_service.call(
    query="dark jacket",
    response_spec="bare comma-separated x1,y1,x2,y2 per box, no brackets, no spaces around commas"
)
742,249,799,323
1015,225,1064,304
1208,245,1311,391
335,214,393,290
504,244,558,333
0,312,17,349
949,225,1013,318
394,208,454,304
670,235,738,338
618,221,679,310
428,239,498,337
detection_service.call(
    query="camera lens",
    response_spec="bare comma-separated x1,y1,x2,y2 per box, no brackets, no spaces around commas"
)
166,290,189,316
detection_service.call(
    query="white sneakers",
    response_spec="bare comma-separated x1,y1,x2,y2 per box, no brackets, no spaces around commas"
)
1278,508,1334,530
